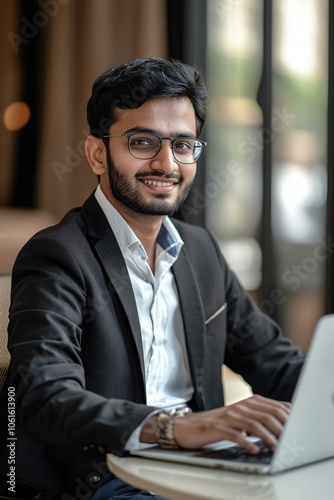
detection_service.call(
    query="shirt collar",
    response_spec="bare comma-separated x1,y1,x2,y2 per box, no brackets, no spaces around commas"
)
94,185,184,258
157,217,183,259
95,185,138,252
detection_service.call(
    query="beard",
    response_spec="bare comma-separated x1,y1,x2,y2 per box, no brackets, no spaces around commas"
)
105,147,194,216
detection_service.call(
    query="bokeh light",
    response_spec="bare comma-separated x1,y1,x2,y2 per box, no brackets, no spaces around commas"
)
3,101,31,131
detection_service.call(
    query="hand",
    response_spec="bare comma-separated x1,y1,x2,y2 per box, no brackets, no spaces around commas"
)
173,395,291,454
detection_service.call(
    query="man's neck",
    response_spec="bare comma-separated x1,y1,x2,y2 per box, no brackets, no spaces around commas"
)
98,183,166,273
112,200,164,273
130,218,163,273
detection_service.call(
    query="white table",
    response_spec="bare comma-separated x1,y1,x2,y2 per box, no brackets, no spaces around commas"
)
107,453,334,500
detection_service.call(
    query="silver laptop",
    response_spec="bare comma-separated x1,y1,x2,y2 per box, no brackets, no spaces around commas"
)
131,314,334,474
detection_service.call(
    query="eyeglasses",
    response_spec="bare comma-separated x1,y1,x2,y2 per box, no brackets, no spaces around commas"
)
103,131,207,164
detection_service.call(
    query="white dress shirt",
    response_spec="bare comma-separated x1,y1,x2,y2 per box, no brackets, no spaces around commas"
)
95,185,194,408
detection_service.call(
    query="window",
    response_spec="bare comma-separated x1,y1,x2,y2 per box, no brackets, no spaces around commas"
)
206,0,329,350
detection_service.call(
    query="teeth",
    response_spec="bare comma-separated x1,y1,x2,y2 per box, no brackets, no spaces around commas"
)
141,179,174,187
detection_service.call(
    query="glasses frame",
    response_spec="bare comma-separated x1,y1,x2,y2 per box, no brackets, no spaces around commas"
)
103,131,207,164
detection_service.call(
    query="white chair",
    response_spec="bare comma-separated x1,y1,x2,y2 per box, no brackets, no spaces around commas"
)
0,274,42,499
0,275,11,394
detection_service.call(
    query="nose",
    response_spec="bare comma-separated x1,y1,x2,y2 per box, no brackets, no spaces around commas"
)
150,140,179,174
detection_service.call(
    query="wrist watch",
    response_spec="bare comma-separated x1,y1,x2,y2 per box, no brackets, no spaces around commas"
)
156,407,192,449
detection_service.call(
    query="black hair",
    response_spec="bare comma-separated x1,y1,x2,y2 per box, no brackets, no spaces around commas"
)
86,56,207,138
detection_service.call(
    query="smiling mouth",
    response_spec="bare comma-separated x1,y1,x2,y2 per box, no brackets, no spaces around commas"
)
140,179,176,187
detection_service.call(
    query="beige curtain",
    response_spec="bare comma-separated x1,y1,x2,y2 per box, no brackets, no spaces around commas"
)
37,0,167,217
1,0,167,218
0,1,22,205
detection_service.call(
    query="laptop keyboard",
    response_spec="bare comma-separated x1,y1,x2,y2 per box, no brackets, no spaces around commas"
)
192,440,273,464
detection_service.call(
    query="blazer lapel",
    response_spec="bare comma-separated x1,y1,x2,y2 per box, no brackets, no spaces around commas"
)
81,193,207,405
173,247,206,408
81,193,145,382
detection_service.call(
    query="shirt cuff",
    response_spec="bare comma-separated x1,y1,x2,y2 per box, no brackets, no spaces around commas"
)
124,403,189,450
124,409,161,451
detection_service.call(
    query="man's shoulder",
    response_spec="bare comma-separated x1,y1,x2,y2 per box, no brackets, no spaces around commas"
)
16,195,101,261
27,192,103,243
12,202,103,278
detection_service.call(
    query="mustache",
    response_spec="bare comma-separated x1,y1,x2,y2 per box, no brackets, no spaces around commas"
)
135,171,182,182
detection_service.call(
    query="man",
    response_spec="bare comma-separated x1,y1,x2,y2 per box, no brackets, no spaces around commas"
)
0,57,305,499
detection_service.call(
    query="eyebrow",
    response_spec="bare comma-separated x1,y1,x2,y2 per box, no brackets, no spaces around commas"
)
124,126,197,139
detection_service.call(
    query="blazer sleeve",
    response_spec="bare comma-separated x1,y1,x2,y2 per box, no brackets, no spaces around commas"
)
7,231,154,455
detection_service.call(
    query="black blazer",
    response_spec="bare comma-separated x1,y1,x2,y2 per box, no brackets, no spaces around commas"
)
0,192,305,497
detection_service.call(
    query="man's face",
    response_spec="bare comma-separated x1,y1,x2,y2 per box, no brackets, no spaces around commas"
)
101,97,198,217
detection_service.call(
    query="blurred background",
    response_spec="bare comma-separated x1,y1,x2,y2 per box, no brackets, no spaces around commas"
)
0,0,333,353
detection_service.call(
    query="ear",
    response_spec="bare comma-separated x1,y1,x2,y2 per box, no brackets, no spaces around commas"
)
85,135,107,175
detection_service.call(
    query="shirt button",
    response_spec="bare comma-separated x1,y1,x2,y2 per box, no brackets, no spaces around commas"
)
89,474,101,484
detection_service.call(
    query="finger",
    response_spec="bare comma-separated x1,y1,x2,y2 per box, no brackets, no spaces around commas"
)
251,396,291,414
175,412,277,452
230,407,285,436
211,426,264,454
221,410,279,450
174,417,265,453
232,396,291,424
235,394,291,411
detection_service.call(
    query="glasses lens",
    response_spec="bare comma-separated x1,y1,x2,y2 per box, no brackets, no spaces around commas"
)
128,133,160,159
173,138,203,163
127,133,205,163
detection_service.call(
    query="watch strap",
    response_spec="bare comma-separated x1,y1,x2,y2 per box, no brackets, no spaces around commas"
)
157,407,192,449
